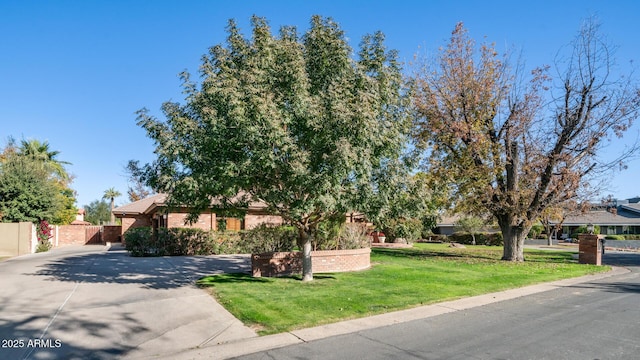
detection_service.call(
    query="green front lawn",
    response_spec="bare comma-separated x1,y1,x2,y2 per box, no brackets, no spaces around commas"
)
197,243,608,335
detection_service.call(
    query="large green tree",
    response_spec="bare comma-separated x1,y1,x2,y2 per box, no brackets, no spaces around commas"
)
0,139,76,224
413,20,640,261
0,153,58,222
84,199,111,225
137,16,411,281
18,139,71,182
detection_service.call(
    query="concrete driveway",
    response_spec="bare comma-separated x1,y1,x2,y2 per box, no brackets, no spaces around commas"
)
0,244,257,359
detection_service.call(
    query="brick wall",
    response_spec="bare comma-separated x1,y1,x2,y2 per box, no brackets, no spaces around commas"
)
251,248,371,277
121,216,151,235
103,225,122,243
311,248,371,273
244,214,283,229
167,212,216,230
55,225,87,246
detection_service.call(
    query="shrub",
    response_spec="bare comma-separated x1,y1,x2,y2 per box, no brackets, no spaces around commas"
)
36,241,53,253
238,224,297,253
416,234,448,243
450,232,503,246
125,227,217,256
575,224,601,235
621,234,640,240
313,215,345,250
214,231,244,254
383,218,423,242
528,223,543,239
124,227,155,256
604,235,625,240
337,223,370,249
158,228,217,255
35,220,53,253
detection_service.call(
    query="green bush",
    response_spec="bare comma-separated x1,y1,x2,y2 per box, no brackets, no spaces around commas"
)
383,218,423,242
36,241,53,253
528,223,543,239
211,225,298,254
416,234,448,243
621,234,640,240
213,231,244,254
125,227,217,256
124,227,155,256
575,224,601,235
238,224,297,253
337,223,370,249
159,228,217,255
604,235,625,240
450,232,503,246
313,215,345,250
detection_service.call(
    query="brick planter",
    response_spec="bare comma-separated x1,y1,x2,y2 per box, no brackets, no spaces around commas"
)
251,248,371,277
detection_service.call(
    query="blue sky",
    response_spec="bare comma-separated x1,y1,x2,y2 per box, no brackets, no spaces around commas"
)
1,0,639,208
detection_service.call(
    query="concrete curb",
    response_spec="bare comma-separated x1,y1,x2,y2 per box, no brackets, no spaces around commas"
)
162,266,630,360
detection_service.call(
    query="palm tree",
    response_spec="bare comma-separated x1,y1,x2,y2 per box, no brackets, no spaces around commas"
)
103,187,122,224
18,139,71,182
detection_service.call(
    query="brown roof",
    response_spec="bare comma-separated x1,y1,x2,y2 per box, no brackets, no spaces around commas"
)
112,193,269,217
562,208,640,226
70,219,92,225
112,193,167,216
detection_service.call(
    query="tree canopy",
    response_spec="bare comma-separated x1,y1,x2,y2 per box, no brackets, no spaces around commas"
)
84,199,112,225
103,187,121,225
412,20,640,261
0,138,76,224
138,15,412,280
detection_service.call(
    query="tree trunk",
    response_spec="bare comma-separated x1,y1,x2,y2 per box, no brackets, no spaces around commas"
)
301,239,313,282
547,231,554,246
498,215,529,261
298,228,313,281
110,198,115,225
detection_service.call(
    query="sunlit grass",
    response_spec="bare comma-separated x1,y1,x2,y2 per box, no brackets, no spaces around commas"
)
197,243,608,335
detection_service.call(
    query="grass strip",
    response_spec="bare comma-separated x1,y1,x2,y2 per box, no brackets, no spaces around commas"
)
197,243,608,335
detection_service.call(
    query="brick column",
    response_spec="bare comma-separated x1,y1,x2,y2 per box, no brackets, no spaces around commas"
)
578,234,601,265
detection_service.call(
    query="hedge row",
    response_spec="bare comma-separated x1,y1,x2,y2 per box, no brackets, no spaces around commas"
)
448,232,504,246
124,224,298,257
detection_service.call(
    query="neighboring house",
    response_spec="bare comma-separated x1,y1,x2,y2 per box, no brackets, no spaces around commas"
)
433,214,459,236
70,208,92,225
558,200,640,237
112,193,282,237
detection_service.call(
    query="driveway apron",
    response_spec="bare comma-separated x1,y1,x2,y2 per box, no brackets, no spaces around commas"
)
0,245,256,359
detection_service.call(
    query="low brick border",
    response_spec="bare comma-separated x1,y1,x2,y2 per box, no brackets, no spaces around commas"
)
252,248,371,277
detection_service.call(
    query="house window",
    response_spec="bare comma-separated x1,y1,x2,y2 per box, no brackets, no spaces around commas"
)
226,218,244,231
217,217,244,232
607,226,616,235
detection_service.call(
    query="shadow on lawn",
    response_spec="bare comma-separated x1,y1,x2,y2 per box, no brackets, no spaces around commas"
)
198,273,337,286
372,246,499,261
373,246,579,264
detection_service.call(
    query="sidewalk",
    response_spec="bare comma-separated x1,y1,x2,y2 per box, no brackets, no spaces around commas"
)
156,265,630,360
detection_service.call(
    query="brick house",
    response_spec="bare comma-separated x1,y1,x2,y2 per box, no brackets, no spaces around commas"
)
112,193,282,237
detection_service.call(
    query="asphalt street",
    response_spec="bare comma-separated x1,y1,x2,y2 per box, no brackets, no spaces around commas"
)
233,252,640,360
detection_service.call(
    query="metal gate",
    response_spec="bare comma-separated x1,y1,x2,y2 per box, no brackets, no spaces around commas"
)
85,226,102,244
